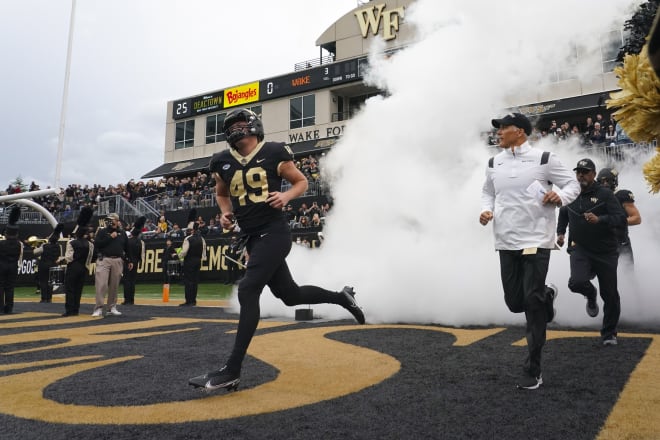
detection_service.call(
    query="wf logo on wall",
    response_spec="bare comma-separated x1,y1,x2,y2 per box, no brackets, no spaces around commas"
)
354,3,405,41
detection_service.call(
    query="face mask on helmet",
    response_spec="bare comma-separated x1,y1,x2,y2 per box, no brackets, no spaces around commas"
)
596,168,618,190
222,109,265,148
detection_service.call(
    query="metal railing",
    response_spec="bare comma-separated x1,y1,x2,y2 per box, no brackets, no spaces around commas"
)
331,111,355,122
281,179,325,197
294,55,335,72
587,140,656,163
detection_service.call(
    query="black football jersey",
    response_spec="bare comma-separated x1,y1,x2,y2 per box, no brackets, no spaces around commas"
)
614,189,634,244
209,141,293,235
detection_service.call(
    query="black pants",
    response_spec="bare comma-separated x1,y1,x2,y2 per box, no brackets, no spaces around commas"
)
226,232,347,373
568,245,620,339
182,258,201,304
0,262,17,313
38,262,54,301
64,262,86,314
123,262,138,303
499,249,553,378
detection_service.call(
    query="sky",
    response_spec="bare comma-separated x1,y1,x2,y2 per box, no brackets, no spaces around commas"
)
248,0,660,329
0,0,359,189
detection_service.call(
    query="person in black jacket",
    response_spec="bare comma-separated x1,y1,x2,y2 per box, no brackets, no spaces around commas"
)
178,221,206,306
34,224,64,303
556,158,627,346
0,207,23,314
122,217,146,305
596,168,641,267
93,213,132,317
60,208,94,317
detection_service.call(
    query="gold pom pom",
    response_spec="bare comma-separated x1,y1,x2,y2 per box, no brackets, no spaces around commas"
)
642,147,660,194
607,45,660,143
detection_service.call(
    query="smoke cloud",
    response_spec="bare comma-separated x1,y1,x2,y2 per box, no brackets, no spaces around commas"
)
253,0,657,328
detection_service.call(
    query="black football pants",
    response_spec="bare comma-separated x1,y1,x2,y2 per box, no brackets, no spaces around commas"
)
499,248,552,378
226,232,347,373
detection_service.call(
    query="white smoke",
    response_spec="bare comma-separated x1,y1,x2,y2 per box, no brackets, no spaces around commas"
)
254,0,656,328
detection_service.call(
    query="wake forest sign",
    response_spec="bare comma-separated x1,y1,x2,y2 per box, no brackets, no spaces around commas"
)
354,3,405,41
288,124,345,143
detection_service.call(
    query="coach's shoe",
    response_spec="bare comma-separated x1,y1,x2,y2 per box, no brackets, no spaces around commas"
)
602,335,618,346
189,366,240,391
545,283,558,323
340,286,365,324
108,306,122,316
517,373,543,390
91,307,104,317
586,292,599,318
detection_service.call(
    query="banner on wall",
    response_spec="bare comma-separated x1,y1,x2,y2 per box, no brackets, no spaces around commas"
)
16,232,324,287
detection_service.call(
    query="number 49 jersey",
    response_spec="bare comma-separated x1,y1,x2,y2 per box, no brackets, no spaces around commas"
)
209,141,294,235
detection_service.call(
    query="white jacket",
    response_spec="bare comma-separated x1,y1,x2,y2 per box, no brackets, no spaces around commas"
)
481,142,580,250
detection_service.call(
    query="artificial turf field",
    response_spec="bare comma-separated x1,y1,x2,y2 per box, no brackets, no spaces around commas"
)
1,299,659,440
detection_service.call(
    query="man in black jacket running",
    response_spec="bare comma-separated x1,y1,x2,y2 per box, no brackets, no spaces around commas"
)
557,158,627,346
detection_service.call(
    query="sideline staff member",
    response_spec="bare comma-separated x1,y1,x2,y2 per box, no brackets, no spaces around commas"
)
0,207,23,314
178,222,206,306
480,113,579,390
61,218,94,316
189,108,364,392
557,159,627,346
123,217,146,305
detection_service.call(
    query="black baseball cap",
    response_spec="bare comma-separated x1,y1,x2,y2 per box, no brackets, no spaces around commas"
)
573,158,596,172
491,113,533,136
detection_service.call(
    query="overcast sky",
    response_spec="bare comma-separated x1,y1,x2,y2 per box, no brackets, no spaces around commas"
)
0,0,359,190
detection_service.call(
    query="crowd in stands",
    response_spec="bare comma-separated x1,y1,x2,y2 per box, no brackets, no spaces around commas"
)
2,153,330,239
486,113,635,148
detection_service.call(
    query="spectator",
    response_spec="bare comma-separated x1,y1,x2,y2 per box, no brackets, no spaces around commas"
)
62,204,73,221
615,121,632,145
207,218,221,235
589,122,606,145
311,213,322,227
169,223,185,239
157,216,169,238
605,124,616,144
297,216,310,229
283,204,297,227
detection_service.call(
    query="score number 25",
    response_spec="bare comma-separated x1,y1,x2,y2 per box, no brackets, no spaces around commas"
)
175,102,188,115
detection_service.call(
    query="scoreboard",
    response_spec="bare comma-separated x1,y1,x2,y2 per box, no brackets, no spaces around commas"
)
259,56,368,101
172,91,223,120
172,57,368,120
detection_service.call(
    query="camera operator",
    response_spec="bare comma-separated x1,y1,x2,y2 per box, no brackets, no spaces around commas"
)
92,213,132,317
